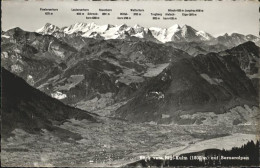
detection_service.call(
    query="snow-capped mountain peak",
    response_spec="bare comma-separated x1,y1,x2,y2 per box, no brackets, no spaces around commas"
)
168,24,181,31
181,24,197,37
196,31,214,40
168,24,215,42
36,23,60,35
133,24,141,29
63,22,99,34
118,24,129,31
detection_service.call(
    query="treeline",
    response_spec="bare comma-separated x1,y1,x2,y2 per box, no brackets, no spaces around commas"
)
218,140,259,166
127,140,259,167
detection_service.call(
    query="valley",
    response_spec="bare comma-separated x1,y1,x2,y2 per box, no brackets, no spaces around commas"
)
1,22,259,167
1,119,257,167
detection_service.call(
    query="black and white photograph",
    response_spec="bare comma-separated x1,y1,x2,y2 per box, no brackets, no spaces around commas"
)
1,0,259,167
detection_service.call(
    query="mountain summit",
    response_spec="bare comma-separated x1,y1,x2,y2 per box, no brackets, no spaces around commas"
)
36,23,60,34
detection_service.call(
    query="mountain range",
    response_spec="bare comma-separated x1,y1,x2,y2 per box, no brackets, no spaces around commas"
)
1,24,259,125
1,27,190,114
35,22,260,47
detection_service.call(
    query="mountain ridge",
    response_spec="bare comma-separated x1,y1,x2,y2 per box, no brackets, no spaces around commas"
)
115,42,259,124
35,22,259,45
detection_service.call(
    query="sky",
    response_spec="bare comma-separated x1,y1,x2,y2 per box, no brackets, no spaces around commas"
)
1,0,259,37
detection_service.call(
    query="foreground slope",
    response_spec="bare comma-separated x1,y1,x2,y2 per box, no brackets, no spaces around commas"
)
1,67,96,138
